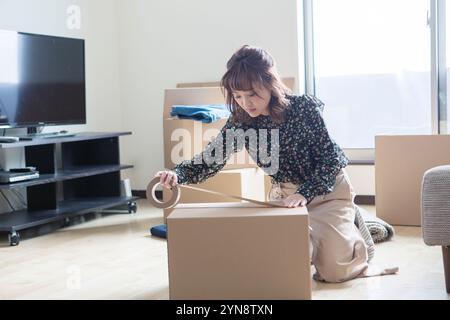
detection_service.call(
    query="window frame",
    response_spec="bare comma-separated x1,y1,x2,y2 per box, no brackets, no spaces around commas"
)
299,0,446,161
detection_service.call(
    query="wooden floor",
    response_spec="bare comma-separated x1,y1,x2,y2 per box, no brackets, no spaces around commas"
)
0,199,449,300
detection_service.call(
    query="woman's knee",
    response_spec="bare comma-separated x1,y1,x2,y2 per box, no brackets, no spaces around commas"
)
314,263,354,283
313,240,368,283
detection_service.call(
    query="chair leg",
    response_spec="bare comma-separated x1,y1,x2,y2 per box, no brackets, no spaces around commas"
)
442,246,450,294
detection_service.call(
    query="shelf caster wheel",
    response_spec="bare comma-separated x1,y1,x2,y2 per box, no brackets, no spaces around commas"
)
128,202,137,214
63,217,71,227
8,231,20,246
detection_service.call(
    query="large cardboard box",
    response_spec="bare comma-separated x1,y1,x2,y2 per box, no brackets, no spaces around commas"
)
162,168,266,223
167,202,311,300
375,135,450,226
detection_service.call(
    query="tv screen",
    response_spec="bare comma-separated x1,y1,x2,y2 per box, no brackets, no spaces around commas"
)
0,30,86,129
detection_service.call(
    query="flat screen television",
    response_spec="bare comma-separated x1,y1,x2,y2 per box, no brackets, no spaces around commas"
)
0,30,86,131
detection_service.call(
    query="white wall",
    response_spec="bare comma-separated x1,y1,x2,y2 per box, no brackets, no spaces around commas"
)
0,0,376,196
0,0,123,133
116,0,301,189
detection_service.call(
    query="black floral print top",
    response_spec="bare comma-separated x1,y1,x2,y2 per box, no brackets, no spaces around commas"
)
173,94,349,203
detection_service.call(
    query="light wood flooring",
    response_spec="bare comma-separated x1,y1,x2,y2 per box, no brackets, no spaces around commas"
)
0,200,448,300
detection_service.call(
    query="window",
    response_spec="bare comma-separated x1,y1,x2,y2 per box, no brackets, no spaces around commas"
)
307,0,431,148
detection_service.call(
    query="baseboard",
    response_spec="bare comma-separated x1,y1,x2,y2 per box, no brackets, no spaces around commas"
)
348,160,375,165
132,189,162,200
354,195,375,205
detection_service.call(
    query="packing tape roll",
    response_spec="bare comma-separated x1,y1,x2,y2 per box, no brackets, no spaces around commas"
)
146,176,286,209
146,177,180,209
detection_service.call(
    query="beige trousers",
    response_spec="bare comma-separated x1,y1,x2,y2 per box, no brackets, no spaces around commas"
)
269,169,391,283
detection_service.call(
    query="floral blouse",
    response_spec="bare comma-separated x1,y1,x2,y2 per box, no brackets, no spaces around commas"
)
173,94,349,203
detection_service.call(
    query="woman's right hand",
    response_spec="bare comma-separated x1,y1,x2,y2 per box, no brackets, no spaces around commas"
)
155,170,178,189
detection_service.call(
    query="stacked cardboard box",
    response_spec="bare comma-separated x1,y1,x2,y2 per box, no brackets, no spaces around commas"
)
163,87,257,170
162,81,311,300
164,117,256,170
162,87,264,213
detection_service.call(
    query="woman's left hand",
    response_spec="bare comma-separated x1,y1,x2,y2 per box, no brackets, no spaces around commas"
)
282,194,307,208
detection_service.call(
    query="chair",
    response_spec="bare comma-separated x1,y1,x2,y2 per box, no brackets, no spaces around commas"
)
421,165,450,293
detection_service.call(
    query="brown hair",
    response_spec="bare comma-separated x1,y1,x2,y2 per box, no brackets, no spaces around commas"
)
220,45,292,124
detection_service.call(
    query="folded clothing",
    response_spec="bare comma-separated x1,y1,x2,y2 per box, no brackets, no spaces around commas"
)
354,206,375,262
150,224,167,239
170,104,230,123
357,205,395,243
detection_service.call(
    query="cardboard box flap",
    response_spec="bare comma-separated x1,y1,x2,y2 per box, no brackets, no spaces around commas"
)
168,203,308,219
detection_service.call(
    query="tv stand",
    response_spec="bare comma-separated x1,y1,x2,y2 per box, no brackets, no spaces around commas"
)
0,131,137,246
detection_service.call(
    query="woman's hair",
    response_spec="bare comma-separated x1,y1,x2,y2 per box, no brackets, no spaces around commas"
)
220,45,292,124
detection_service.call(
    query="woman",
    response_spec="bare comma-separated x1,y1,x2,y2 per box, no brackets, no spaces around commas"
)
156,45,396,283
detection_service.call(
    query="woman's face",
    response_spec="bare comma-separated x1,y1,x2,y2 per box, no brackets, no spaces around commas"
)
232,84,271,117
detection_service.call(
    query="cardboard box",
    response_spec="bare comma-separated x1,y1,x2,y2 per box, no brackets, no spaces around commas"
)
163,82,296,172
163,168,266,223
376,135,450,226
264,174,272,201
163,87,257,170
164,117,256,170
167,202,311,300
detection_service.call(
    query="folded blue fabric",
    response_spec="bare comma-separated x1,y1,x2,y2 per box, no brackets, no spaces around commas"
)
170,104,230,123
150,224,167,239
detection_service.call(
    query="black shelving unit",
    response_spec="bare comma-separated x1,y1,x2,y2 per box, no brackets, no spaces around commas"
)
0,132,138,246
